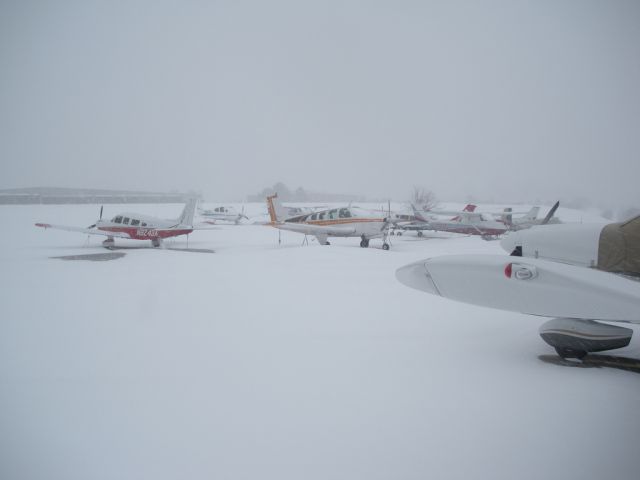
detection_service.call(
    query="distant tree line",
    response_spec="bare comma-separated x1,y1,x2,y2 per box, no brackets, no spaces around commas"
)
247,183,364,203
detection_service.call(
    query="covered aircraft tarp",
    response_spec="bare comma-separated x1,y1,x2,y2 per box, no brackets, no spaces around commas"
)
598,215,640,276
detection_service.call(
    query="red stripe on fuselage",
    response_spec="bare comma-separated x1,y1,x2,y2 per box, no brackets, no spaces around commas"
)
99,226,193,240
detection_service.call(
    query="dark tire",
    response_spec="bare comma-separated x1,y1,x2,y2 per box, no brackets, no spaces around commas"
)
417,231,423,237
360,239,366,248
555,347,587,360
325,241,330,245
382,243,390,250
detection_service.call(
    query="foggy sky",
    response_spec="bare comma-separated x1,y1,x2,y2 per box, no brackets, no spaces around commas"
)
1,0,639,206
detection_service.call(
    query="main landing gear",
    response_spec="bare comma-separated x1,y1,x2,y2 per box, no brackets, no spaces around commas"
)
360,235,390,250
102,237,115,248
151,238,163,248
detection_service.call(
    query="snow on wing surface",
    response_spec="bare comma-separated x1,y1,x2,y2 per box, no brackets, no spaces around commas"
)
275,222,357,236
397,254,640,323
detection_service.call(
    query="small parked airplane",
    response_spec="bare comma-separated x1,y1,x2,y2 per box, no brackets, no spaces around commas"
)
405,204,509,239
496,201,560,230
394,204,477,236
36,199,203,248
266,193,393,249
398,202,560,239
396,214,640,359
199,205,248,224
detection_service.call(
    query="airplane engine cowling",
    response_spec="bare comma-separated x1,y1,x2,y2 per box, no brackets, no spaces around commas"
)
501,215,640,276
539,318,633,358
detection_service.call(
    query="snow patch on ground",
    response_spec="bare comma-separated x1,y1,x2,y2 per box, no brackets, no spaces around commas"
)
0,203,638,480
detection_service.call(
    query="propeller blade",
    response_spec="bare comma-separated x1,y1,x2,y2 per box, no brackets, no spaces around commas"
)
541,201,560,225
99,205,103,220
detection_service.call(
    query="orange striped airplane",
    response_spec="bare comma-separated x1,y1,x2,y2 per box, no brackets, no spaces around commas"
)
266,194,392,249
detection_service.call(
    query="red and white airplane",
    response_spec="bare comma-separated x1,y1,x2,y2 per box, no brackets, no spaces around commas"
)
36,198,201,248
396,215,640,359
266,193,393,249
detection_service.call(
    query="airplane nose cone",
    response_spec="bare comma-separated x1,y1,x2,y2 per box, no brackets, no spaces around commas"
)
395,260,441,295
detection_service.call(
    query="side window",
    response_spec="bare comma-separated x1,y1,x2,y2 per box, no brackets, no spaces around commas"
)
141,222,147,226
328,209,338,220
131,219,140,226
122,217,130,225
311,213,318,221
318,212,326,220
114,216,123,224
339,208,351,218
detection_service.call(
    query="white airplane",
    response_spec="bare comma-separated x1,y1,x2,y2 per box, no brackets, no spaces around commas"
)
36,199,204,248
395,204,477,236
199,205,248,224
407,204,510,239
496,201,561,229
266,194,393,249
396,215,640,359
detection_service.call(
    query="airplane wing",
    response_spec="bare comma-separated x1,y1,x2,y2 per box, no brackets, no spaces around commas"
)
273,222,356,236
396,254,640,323
35,223,132,238
398,222,434,231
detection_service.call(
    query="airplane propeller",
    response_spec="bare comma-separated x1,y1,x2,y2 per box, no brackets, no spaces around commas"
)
240,205,249,220
541,201,560,225
87,205,104,229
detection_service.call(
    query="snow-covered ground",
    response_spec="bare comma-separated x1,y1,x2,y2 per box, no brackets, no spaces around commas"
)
1,202,638,480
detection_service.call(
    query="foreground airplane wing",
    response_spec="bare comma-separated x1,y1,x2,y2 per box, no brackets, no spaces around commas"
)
396,254,640,323
35,223,131,239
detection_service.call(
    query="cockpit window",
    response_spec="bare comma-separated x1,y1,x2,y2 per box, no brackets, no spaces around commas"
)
114,216,123,224
131,219,140,226
122,217,130,225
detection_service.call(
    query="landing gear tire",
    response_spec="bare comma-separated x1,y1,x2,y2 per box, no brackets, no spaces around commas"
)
382,243,390,250
417,231,423,237
102,237,115,248
325,241,330,245
359,238,370,248
555,347,587,360
397,231,403,236
152,238,162,248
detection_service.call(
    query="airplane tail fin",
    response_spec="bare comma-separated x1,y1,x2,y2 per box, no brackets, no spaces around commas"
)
177,198,198,227
410,203,428,222
266,193,287,223
451,203,477,221
523,206,540,221
501,207,513,226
